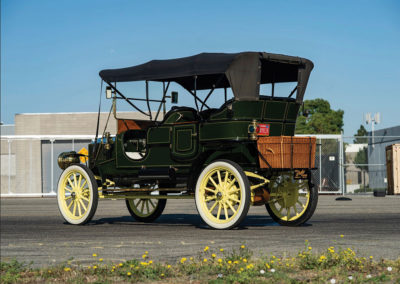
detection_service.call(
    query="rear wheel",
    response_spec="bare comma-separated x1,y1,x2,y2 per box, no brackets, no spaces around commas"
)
195,160,250,229
126,198,166,223
265,171,318,226
57,164,98,225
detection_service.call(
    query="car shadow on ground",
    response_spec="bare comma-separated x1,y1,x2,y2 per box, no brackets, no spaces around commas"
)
84,214,312,228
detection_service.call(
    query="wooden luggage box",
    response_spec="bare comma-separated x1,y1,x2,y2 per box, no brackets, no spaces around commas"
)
257,136,316,169
386,144,400,195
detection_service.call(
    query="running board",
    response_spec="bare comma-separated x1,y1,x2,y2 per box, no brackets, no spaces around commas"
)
101,187,187,192
100,193,194,199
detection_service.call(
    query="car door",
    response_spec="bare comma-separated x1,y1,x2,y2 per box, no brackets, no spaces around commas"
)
171,123,198,160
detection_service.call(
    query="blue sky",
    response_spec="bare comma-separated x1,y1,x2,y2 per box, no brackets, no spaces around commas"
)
1,0,399,135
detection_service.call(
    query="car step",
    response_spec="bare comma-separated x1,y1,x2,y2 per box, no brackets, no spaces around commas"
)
102,187,187,192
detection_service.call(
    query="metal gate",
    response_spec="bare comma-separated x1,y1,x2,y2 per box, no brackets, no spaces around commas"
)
297,134,343,194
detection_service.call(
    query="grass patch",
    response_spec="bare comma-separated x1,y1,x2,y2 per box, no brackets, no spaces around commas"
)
1,242,399,283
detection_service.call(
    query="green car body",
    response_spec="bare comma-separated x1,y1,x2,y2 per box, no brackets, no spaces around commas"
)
88,97,300,186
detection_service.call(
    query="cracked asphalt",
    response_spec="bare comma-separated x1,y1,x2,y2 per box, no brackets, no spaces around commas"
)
1,195,399,267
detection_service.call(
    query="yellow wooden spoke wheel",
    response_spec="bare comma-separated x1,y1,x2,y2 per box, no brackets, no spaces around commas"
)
126,198,166,223
57,164,98,225
265,171,318,226
195,160,250,229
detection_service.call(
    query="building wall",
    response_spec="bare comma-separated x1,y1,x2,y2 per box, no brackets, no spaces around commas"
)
0,124,15,135
368,125,400,189
1,138,16,194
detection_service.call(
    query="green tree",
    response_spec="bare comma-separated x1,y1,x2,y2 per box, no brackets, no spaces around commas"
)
353,125,368,171
295,98,344,134
353,125,368,144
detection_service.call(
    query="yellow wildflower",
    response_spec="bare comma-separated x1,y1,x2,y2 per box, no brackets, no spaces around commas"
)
228,260,232,264
127,272,132,276
204,246,209,252
308,246,312,250
92,253,97,257
265,263,270,269
212,253,216,258
145,251,148,254
180,257,187,264
149,260,153,264
63,267,71,272
161,273,165,277
167,264,171,269
142,254,147,259
93,265,97,269
190,257,193,261
218,258,222,263
220,248,224,252
340,234,344,238
119,263,123,267
87,266,91,269
112,266,115,269
370,256,373,260
203,258,208,262
241,245,245,249
99,258,103,262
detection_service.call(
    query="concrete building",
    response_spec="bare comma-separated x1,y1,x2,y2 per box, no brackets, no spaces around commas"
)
0,124,15,135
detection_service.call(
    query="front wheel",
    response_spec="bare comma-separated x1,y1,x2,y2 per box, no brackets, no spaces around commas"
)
57,164,98,225
126,198,167,223
195,160,251,230
265,171,318,226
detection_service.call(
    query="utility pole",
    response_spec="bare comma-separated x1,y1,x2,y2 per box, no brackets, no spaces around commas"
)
365,113,380,148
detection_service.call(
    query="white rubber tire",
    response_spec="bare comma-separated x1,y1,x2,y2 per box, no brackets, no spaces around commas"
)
195,160,250,230
57,164,98,225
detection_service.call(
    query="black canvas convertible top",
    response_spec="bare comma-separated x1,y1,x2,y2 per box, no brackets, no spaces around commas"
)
99,52,313,103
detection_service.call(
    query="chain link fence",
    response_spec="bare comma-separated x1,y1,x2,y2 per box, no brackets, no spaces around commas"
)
343,135,400,194
1,136,93,196
1,134,399,196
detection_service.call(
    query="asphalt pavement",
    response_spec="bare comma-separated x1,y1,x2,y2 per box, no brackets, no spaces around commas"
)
1,195,399,267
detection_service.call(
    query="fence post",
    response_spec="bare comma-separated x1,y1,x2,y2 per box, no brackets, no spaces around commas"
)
319,138,322,191
339,132,345,195
29,140,33,193
8,139,12,194
50,139,55,194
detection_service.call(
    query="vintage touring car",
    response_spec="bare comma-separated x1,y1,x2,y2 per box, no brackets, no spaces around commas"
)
57,52,317,229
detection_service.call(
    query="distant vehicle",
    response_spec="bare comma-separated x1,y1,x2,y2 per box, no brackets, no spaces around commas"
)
56,52,317,229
